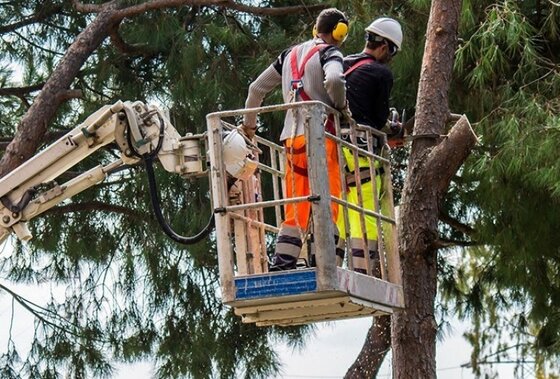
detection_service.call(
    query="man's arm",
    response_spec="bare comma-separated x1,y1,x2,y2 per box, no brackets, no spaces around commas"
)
242,53,284,137
321,47,346,111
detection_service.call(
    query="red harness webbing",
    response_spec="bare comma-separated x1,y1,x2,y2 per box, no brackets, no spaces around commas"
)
343,57,375,77
289,43,328,101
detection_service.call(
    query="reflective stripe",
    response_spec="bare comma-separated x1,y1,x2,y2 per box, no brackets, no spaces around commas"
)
284,140,308,177
274,224,303,258
350,238,378,254
351,250,380,276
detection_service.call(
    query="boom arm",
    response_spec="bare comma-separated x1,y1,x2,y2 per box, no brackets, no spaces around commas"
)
0,100,204,243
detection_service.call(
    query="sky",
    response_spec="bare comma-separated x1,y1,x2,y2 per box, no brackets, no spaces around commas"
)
107,317,518,379
0,275,518,379
111,316,515,379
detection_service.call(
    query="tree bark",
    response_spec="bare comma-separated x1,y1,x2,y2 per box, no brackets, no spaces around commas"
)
391,1,473,379
0,0,327,179
0,2,121,178
344,316,391,379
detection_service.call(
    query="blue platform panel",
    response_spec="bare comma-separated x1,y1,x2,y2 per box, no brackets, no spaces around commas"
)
235,269,317,300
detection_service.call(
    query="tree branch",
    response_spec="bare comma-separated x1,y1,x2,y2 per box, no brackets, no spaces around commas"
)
73,0,326,19
71,0,113,13
0,83,44,97
0,0,322,177
109,22,156,57
433,238,478,250
439,211,475,236
12,30,65,56
54,89,83,102
0,3,121,177
424,115,479,200
218,0,327,16
0,4,64,35
43,200,149,223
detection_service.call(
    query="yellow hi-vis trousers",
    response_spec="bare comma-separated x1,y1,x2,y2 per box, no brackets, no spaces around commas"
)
336,146,383,275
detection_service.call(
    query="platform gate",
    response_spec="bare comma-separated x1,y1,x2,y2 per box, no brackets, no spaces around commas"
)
206,101,404,326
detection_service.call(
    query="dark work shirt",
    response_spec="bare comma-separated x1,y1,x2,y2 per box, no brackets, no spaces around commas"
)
344,53,393,130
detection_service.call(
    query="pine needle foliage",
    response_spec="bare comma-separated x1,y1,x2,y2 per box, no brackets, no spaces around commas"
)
437,0,560,376
0,1,322,378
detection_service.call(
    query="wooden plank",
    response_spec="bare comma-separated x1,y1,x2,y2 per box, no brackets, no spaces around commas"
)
233,292,355,314
230,181,249,275
381,146,402,286
236,294,393,326
255,310,386,327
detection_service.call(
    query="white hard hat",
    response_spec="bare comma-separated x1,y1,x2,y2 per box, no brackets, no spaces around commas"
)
222,129,257,180
365,17,403,50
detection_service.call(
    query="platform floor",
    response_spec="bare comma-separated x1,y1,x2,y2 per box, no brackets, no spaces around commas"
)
228,267,404,326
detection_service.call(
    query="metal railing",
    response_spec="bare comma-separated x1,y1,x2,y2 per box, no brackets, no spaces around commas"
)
206,101,400,302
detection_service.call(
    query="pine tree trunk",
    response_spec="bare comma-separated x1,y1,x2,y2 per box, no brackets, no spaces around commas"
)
344,315,390,379
391,1,469,378
0,3,119,177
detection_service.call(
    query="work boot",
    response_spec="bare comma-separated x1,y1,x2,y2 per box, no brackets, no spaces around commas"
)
268,254,297,272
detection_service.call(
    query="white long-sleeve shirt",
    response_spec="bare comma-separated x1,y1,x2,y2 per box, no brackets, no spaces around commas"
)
244,38,346,141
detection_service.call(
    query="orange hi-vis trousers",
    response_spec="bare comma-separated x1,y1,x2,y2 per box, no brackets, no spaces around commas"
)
271,135,341,270
284,135,341,228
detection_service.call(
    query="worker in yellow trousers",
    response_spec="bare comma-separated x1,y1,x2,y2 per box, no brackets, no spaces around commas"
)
336,145,383,275
336,17,403,275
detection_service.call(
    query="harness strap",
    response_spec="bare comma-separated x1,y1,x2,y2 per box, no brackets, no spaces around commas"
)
343,57,375,77
288,159,309,177
285,142,309,177
286,144,306,155
346,166,385,187
289,44,328,101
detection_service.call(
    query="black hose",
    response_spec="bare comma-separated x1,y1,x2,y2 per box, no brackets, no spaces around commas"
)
127,108,220,245
144,156,215,245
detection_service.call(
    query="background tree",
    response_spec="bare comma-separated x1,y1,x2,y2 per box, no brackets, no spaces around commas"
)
0,1,324,378
390,0,479,377
441,0,560,376
348,0,559,377
2,1,560,378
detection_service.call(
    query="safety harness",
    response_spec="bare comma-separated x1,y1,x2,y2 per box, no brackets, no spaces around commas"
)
343,57,375,76
286,43,330,177
285,51,378,180
289,43,328,102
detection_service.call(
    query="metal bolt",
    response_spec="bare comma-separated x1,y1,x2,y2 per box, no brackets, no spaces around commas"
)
2,215,10,224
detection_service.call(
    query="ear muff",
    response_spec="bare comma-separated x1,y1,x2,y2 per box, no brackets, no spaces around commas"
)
332,22,348,42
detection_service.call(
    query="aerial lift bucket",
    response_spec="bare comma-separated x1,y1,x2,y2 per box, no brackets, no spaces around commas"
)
206,101,404,327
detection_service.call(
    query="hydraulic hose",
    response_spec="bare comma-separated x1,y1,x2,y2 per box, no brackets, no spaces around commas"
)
144,155,215,245
125,106,216,245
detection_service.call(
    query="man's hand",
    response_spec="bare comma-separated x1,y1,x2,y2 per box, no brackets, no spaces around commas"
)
240,123,257,140
340,101,353,124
